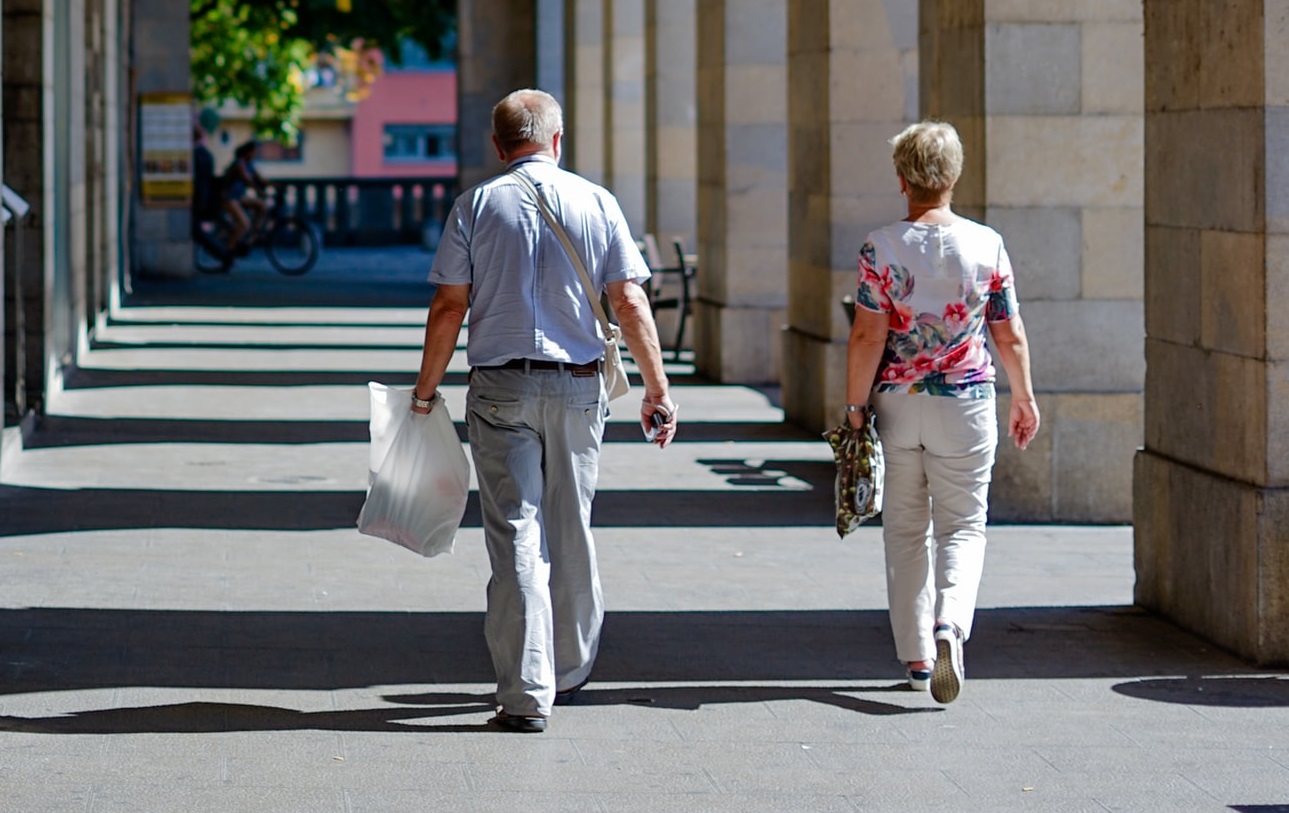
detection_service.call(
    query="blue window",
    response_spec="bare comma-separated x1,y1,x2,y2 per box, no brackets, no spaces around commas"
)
383,124,455,162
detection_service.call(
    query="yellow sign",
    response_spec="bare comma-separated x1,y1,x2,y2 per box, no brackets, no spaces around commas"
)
139,92,193,207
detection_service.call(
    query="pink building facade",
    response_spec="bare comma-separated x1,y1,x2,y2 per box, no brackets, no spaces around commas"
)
351,69,457,178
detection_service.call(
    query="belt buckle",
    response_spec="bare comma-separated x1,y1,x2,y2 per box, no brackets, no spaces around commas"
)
570,363,596,378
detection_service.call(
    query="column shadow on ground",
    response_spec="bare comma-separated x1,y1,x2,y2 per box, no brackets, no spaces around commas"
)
0,605,1282,735
21,415,817,448
0,481,837,534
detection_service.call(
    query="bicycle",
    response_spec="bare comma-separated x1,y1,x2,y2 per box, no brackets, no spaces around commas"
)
194,189,321,276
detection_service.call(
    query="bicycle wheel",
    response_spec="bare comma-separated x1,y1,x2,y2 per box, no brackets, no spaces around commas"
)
193,219,233,274
265,216,320,276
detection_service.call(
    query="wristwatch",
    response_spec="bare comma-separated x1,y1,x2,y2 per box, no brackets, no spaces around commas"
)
411,392,434,409
844,404,866,413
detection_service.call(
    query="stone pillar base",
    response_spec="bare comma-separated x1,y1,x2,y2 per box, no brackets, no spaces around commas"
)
781,327,846,431
1134,450,1289,666
693,300,783,385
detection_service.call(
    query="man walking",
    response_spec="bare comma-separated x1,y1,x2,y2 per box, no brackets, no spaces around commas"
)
411,89,678,733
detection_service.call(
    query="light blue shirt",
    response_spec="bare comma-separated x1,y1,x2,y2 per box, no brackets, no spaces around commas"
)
429,155,650,367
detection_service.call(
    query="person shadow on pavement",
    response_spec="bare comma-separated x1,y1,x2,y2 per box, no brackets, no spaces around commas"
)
0,683,938,736
0,605,1281,735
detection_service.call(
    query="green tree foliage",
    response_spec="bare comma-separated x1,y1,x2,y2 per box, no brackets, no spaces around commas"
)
190,0,454,142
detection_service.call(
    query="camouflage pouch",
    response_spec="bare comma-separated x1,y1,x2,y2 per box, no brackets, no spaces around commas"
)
822,408,885,538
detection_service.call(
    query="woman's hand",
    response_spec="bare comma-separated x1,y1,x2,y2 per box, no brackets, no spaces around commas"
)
846,405,868,430
1009,396,1040,450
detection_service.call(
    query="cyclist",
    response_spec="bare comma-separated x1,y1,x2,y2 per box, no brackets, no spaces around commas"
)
221,139,272,255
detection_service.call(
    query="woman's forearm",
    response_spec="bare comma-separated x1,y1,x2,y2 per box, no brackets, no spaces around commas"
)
989,315,1035,400
846,309,890,407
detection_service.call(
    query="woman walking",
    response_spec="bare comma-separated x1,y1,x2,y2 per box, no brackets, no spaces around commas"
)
845,120,1040,704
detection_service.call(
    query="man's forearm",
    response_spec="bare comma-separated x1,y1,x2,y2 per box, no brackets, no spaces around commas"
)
611,284,669,398
415,296,468,399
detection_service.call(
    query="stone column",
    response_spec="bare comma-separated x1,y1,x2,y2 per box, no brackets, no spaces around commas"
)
1135,0,1289,664
3,0,52,411
66,1,89,359
605,0,646,233
782,0,917,431
88,0,123,318
919,0,1145,522
644,0,697,349
130,0,189,279
694,0,787,384
645,0,696,250
564,0,606,184
457,0,537,190
0,5,6,435
536,0,566,107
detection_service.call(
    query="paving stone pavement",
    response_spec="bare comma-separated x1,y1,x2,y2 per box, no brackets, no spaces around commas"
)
0,265,1287,813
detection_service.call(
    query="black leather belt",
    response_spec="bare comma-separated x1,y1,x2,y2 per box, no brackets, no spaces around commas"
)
479,359,600,375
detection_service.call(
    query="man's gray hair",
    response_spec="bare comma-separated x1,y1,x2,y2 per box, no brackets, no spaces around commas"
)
492,89,564,152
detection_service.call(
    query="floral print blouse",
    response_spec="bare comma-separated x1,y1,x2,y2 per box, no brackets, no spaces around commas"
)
855,218,1019,399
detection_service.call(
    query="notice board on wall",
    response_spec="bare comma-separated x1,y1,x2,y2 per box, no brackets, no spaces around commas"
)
139,92,192,206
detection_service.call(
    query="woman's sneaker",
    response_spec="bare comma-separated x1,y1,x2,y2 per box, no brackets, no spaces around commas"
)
906,665,931,692
931,623,964,704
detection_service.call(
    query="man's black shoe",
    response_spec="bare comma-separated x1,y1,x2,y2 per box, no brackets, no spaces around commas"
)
490,712,547,733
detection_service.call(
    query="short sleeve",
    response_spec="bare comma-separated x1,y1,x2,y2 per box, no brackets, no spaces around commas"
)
428,197,473,285
600,194,651,285
984,242,1019,323
855,240,891,313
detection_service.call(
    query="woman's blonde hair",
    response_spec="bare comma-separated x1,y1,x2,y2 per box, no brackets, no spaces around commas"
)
890,121,963,200
492,89,564,152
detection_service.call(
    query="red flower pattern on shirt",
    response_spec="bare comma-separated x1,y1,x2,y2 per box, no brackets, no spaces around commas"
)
854,221,1018,397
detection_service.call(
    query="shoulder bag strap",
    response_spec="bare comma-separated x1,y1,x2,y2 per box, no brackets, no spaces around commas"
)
508,169,618,339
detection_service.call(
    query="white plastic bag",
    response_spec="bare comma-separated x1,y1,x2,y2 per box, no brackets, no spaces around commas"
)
357,383,470,557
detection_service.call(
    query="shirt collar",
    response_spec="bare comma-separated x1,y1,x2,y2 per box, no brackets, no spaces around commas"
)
507,154,557,169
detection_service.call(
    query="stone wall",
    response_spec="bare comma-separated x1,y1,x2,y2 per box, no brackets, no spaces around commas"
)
456,1,536,191
920,0,1145,522
1134,0,1289,665
566,0,606,184
645,0,696,252
644,0,696,348
694,0,787,384
782,0,918,431
605,0,647,233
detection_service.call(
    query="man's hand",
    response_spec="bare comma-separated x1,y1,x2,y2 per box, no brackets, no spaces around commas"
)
641,395,678,448
410,390,435,415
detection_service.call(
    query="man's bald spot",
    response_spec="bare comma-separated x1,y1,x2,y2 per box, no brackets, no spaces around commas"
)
492,89,563,153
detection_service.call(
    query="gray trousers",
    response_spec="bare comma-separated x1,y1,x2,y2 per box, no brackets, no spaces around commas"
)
465,366,606,717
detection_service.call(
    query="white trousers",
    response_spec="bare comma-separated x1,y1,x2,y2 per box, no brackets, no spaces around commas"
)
466,366,606,717
872,392,998,664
